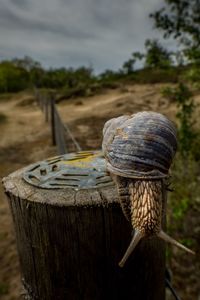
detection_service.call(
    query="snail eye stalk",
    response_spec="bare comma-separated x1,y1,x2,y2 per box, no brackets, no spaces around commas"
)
118,230,143,268
102,111,195,267
158,231,195,255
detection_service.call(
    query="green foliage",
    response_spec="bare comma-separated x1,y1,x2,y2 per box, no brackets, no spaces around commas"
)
171,196,189,222
131,67,179,83
150,0,200,65
0,52,188,97
122,58,136,75
179,238,195,248
174,50,185,67
59,67,102,99
0,56,100,97
12,55,44,86
184,47,200,66
12,55,42,71
98,69,122,88
168,156,199,233
122,51,144,75
185,67,200,83
162,83,197,159
0,61,29,92
144,39,172,68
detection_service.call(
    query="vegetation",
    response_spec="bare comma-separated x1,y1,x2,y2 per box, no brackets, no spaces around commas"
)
148,0,200,250
150,0,200,79
162,81,200,250
0,61,29,93
150,0,200,52
0,1,199,97
162,83,197,160
121,52,144,75
0,36,192,97
144,39,172,68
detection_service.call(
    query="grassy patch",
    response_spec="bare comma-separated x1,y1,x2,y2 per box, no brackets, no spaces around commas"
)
126,67,182,83
168,156,200,232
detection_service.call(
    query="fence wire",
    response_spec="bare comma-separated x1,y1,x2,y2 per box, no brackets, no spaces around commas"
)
34,88,81,155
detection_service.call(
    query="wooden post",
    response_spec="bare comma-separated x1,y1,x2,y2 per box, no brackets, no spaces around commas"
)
44,96,49,123
54,107,67,154
50,95,56,146
2,155,165,300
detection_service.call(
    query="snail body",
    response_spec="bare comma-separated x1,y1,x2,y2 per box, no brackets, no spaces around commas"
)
102,111,195,267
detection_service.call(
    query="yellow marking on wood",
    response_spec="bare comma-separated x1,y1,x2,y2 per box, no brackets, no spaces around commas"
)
62,152,100,168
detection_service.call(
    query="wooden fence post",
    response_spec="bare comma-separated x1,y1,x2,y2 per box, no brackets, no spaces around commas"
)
54,107,67,154
2,152,165,300
50,95,56,146
44,96,49,123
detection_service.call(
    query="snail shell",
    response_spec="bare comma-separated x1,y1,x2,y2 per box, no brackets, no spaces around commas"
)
103,111,177,179
102,111,195,267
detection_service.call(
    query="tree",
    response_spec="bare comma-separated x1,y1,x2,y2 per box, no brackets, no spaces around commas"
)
0,61,29,92
122,52,144,75
144,39,172,68
150,0,200,65
12,56,42,72
12,56,44,87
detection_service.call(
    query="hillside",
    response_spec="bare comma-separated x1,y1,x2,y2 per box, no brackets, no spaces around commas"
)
0,84,200,300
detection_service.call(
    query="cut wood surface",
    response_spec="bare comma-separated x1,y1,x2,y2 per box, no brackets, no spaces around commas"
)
3,164,165,300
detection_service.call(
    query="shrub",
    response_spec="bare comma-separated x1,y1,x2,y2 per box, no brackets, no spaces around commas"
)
162,83,197,160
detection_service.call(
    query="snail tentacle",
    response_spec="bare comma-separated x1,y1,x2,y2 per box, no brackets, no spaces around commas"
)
119,229,143,268
158,231,195,255
102,112,195,267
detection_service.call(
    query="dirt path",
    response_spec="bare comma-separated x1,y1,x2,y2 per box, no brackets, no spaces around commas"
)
0,92,56,300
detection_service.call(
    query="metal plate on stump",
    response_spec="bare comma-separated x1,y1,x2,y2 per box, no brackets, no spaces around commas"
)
23,151,113,190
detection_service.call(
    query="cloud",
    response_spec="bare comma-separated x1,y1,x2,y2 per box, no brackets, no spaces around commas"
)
0,0,173,72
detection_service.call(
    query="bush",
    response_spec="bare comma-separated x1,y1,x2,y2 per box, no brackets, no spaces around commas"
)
162,83,197,160
184,67,200,84
0,61,29,93
168,155,199,231
129,67,180,83
144,39,172,69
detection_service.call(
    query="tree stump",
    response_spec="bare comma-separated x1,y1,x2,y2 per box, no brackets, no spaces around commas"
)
2,151,165,300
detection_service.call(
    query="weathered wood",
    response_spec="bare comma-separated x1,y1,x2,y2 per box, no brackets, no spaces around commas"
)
2,166,165,300
50,95,56,146
54,107,67,154
44,96,49,123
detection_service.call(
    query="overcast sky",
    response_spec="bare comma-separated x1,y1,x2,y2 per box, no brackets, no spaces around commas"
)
0,0,175,73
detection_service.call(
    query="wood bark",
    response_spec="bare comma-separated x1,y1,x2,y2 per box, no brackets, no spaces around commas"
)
2,166,165,300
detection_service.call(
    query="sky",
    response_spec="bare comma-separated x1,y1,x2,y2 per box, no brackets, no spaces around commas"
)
0,0,175,73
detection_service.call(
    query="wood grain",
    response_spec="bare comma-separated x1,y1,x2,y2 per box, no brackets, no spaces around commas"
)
2,165,165,300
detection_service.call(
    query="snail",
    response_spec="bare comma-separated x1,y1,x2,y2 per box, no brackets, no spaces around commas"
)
102,111,195,268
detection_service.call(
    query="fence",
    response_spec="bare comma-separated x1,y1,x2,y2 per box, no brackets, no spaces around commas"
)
34,88,81,154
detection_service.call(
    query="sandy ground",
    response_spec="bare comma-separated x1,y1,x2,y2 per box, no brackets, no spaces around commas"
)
0,85,199,300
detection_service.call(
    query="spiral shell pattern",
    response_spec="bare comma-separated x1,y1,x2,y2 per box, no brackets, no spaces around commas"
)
102,111,177,179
